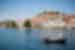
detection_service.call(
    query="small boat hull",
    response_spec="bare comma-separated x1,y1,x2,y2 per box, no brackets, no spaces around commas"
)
44,38,65,44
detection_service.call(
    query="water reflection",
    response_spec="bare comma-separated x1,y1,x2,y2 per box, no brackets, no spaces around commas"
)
24,28,32,49
25,28,32,35
0,28,74,50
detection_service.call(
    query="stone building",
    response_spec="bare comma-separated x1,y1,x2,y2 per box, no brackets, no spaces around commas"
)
64,15,75,28
31,11,65,28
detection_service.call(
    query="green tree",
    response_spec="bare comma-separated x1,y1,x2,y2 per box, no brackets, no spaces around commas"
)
6,21,17,28
11,21,17,28
24,20,32,28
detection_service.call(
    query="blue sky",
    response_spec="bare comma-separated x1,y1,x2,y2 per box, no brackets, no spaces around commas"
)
0,0,74,20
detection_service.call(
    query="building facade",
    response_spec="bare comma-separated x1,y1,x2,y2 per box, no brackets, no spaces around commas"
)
31,11,65,28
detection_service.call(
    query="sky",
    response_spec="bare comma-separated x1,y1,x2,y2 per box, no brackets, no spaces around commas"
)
0,0,74,20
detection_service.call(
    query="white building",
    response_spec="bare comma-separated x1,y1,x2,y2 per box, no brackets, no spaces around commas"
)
42,15,65,29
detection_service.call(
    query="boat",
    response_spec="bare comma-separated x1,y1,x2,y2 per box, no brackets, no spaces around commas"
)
41,19,66,44
43,32,65,44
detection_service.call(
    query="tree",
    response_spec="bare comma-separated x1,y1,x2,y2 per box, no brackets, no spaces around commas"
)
6,21,17,28
11,21,17,28
24,20,32,28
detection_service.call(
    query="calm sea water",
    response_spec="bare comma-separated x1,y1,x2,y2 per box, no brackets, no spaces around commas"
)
0,28,75,50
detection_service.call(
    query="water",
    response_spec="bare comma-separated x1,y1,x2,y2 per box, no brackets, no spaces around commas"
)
0,28,75,50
